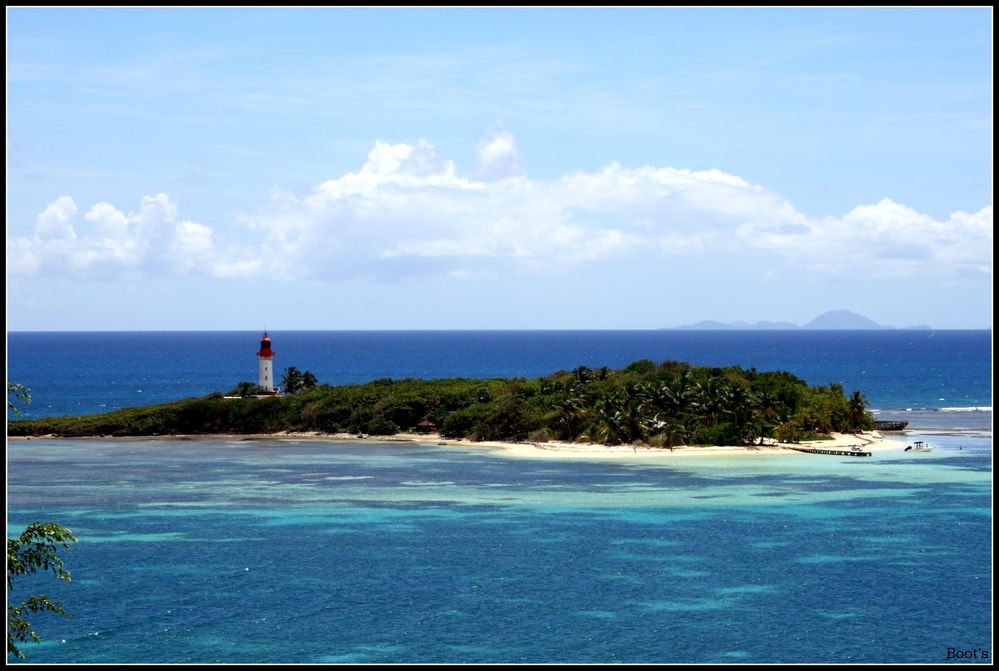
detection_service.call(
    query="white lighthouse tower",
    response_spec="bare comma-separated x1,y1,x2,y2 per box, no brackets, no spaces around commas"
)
257,332,276,394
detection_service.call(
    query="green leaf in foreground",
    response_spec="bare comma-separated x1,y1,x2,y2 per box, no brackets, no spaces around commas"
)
7,522,78,660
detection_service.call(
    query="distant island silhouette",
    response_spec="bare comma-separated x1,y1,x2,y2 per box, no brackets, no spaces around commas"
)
673,309,932,330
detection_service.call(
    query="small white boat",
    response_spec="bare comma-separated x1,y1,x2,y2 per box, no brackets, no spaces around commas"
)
904,440,934,452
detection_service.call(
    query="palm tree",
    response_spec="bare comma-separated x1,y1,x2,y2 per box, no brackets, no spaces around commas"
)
693,377,731,426
848,390,870,431
556,389,588,441
621,388,645,442
595,391,636,445
645,413,687,452
282,367,303,394
665,373,693,416
301,371,318,391
756,388,782,424
654,415,687,451
727,384,760,444
637,381,670,416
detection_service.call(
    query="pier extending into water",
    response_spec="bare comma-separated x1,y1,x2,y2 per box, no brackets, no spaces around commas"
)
786,446,872,457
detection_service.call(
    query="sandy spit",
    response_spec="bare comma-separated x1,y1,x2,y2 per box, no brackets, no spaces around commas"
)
9,430,908,459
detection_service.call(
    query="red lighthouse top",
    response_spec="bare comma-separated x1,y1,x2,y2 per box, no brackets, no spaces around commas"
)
257,331,274,358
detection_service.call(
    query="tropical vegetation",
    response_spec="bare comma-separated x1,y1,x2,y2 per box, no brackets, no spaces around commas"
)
8,360,874,446
7,522,78,659
7,382,77,660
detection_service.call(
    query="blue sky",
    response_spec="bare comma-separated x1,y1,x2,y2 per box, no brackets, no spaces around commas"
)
6,8,993,330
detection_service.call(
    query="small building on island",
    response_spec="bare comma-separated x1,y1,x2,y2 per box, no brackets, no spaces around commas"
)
257,332,279,394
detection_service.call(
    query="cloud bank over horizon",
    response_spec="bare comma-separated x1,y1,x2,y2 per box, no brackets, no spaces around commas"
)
8,133,993,285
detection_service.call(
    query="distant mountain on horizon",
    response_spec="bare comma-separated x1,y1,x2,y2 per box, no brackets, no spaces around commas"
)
802,310,891,330
674,310,932,330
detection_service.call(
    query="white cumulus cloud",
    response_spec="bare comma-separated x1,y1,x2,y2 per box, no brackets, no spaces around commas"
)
473,127,525,181
35,195,78,240
85,202,130,238
7,131,992,284
8,193,236,279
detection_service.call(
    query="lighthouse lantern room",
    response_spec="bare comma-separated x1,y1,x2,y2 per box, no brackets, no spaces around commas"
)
257,332,276,393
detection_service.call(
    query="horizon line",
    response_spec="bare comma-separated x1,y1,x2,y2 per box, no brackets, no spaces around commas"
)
6,327,993,334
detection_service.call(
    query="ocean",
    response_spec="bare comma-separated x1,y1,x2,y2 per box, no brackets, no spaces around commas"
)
6,331,993,663
6,330,993,419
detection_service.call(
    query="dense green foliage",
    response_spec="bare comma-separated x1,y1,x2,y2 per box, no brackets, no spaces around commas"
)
7,523,78,659
8,360,874,445
282,367,302,394
227,381,267,397
281,367,318,394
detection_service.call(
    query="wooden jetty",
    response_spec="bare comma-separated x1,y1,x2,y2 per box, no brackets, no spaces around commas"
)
786,446,871,457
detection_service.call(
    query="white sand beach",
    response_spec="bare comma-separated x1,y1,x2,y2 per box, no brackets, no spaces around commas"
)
141,430,906,459
12,430,908,460
403,430,906,460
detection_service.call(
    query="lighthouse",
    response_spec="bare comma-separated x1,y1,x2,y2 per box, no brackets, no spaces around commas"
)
257,332,276,393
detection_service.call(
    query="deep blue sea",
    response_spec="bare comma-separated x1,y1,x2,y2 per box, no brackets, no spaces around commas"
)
5,330,993,419
6,331,993,663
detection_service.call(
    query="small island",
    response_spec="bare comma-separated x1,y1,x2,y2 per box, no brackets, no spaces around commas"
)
8,359,876,451
673,309,933,331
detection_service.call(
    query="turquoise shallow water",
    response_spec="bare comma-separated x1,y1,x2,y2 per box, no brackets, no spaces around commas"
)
7,432,992,664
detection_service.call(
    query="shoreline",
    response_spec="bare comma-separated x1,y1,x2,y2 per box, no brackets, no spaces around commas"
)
8,430,909,459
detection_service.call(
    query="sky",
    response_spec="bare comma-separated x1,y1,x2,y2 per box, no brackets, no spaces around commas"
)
6,7,993,330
